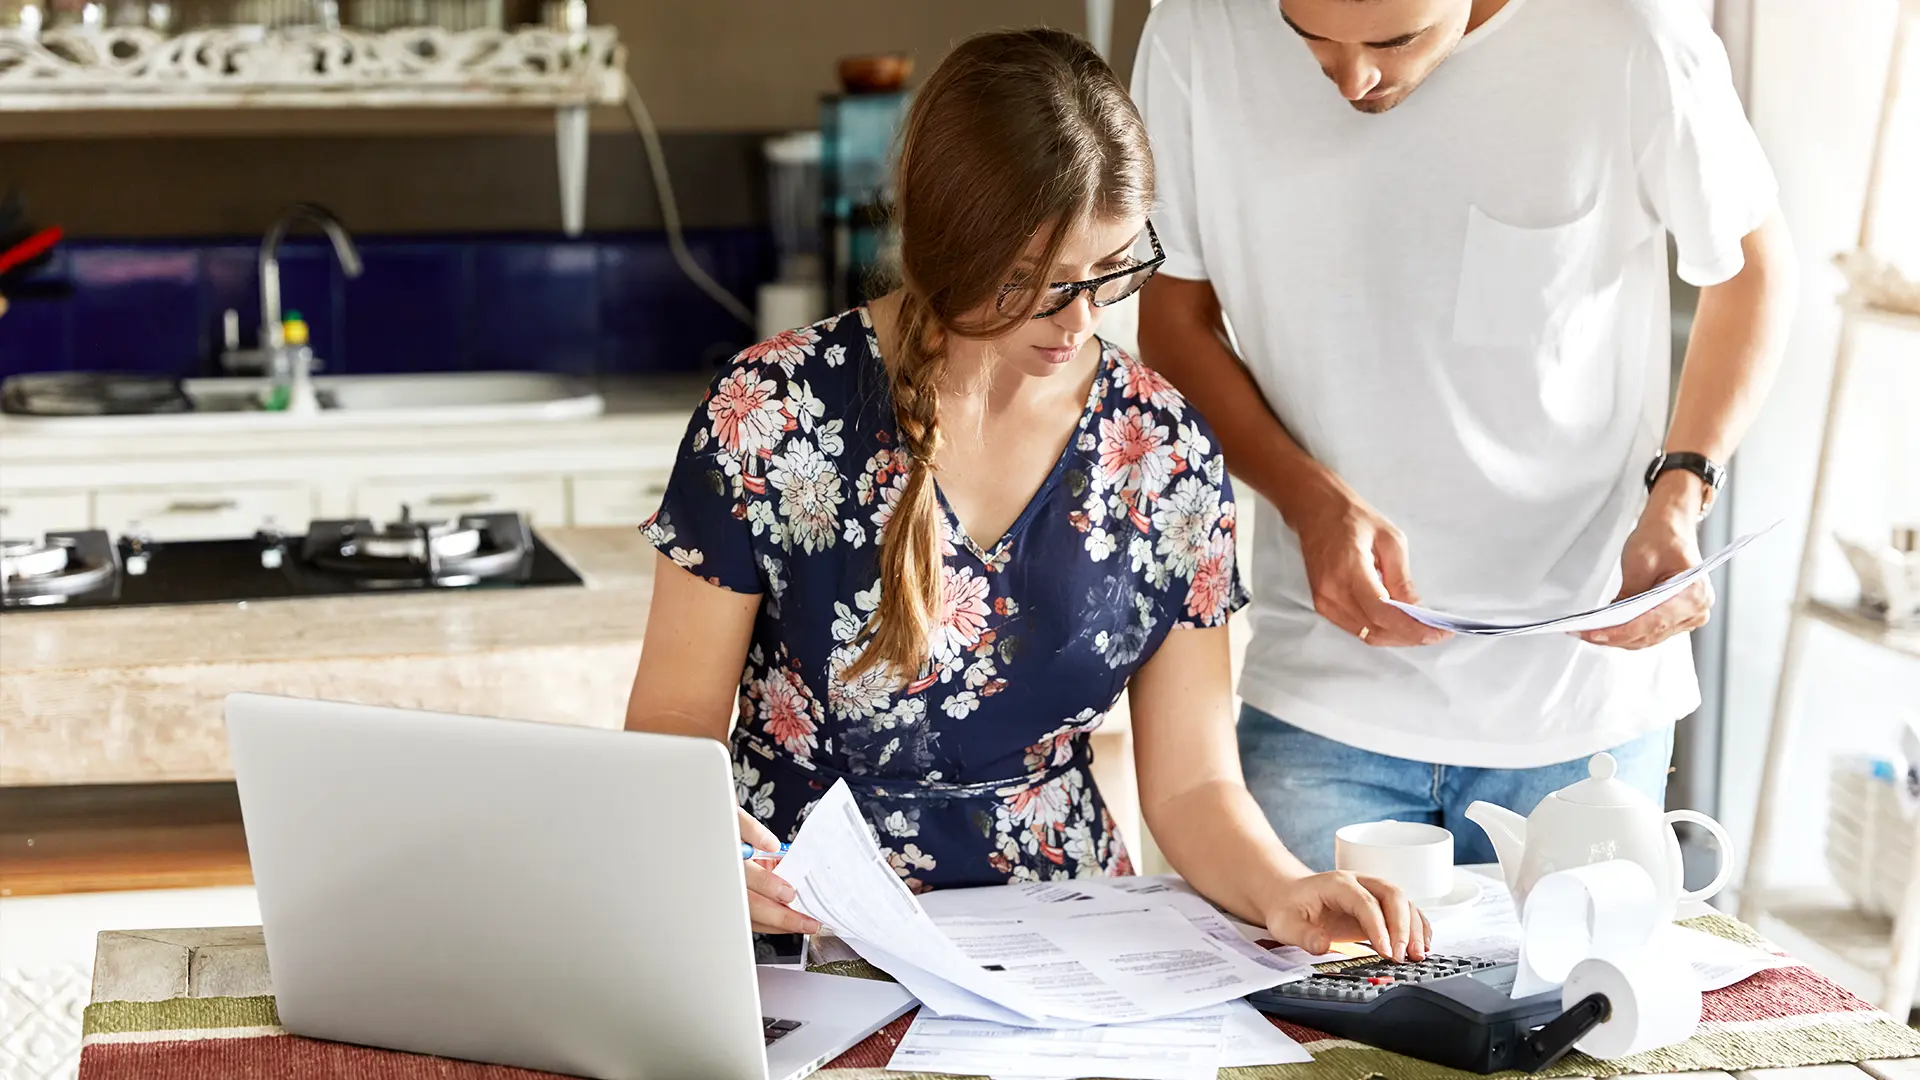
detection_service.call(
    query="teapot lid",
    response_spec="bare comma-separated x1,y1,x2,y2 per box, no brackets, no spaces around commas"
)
1555,752,1652,807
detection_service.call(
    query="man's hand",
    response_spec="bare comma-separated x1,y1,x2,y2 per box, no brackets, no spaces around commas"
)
1580,483,1709,649
1263,871,1431,961
1295,488,1451,647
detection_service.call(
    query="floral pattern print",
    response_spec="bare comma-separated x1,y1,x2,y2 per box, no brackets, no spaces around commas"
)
645,308,1246,891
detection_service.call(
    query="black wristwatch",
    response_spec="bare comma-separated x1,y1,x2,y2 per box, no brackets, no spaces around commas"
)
1644,451,1726,519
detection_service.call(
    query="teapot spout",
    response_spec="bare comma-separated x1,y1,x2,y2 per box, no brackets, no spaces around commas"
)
1464,801,1527,891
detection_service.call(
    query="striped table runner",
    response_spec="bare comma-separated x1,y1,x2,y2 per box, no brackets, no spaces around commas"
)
80,915,1920,1080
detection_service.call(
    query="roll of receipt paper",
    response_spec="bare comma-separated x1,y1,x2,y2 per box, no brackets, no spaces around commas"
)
1511,861,1701,1059
1512,860,1661,998
1563,948,1702,1059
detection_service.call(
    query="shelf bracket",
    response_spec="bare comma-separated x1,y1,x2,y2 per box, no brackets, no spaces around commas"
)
555,104,590,238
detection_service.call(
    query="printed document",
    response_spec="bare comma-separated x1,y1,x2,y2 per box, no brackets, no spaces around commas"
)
1654,923,1796,991
890,1001,1310,1080
889,1008,1227,1080
1427,874,1522,964
1384,524,1774,637
777,780,1293,1026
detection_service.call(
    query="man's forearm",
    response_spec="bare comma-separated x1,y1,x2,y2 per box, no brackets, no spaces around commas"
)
1654,210,1798,516
1137,277,1348,529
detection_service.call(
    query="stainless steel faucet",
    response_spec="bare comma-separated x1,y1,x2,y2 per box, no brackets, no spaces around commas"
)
260,202,362,350
221,204,363,412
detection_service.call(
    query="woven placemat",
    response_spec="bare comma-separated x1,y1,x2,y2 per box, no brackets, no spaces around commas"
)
79,914,1920,1080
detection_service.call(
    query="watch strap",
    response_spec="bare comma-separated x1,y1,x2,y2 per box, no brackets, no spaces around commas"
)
1644,451,1725,491
1645,451,1725,518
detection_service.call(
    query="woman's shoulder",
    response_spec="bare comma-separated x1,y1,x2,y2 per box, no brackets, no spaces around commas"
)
713,309,879,397
690,310,883,457
1096,338,1220,447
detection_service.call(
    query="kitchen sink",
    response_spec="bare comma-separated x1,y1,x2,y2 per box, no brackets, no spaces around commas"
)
0,372,605,434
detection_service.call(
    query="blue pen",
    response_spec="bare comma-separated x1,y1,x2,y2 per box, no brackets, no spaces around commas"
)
741,842,791,861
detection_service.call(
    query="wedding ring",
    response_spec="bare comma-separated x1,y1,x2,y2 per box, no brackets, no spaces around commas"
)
1358,626,1372,642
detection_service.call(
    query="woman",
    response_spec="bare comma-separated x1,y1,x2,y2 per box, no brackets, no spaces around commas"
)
626,28,1428,962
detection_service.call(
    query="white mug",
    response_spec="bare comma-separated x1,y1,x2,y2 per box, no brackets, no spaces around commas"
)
1334,820,1454,902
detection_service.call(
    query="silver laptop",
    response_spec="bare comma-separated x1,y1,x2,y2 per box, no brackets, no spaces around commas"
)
225,693,914,1080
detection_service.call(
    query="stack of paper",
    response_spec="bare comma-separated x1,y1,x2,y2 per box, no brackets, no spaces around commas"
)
1383,524,1774,637
774,780,1316,1077
889,999,1311,1080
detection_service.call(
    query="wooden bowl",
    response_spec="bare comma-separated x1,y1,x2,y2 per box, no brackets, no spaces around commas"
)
839,53,913,95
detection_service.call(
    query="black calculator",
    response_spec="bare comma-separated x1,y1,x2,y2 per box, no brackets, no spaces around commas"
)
1246,956,1587,1074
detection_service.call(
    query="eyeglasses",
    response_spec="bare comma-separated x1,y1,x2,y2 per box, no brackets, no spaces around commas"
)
996,221,1166,320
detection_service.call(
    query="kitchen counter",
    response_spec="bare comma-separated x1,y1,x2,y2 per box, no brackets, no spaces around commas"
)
0,526,658,786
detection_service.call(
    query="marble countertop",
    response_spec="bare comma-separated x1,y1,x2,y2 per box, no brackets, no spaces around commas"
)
0,527,661,784
0,527,656,676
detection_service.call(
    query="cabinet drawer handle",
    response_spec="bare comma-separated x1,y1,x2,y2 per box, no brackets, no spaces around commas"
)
163,499,239,514
425,493,494,508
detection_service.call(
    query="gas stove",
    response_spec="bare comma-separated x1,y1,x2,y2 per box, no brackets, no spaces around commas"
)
0,510,583,611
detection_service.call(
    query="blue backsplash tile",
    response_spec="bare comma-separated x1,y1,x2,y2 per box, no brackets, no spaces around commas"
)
0,249,72,377
67,248,202,375
473,241,600,375
600,232,774,375
0,229,776,381
344,244,472,373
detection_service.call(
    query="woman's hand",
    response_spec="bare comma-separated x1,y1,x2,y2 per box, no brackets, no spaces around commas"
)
739,808,820,936
1262,871,1430,962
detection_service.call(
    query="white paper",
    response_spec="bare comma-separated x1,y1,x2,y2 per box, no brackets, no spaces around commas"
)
890,1008,1227,1080
850,937,1054,1028
973,1003,1309,1080
778,781,1291,1027
1098,875,1336,970
937,905,1290,1024
1511,861,1660,998
1215,1000,1313,1068
1432,873,1791,993
774,780,1051,1022
1094,877,1319,974
1426,872,1522,963
1384,524,1775,637
1651,923,1796,991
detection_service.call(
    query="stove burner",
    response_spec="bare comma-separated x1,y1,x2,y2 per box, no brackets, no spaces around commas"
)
0,510,579,613
299,509,534,587
0,530,120,605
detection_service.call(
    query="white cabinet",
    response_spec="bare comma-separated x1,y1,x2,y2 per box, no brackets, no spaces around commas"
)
353,476,569,524
569,469,672,527
94,484,313,541
0,490,90,536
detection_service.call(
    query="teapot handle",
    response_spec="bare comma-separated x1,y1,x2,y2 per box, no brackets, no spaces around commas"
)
1666,809,1736,904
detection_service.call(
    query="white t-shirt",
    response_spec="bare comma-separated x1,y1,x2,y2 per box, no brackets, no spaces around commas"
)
1133,0,1777,767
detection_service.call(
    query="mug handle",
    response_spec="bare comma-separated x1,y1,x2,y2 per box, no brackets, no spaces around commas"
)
1666,809,1736,904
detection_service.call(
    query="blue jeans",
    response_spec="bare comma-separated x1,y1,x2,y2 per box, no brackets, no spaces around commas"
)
1237,704,1675,870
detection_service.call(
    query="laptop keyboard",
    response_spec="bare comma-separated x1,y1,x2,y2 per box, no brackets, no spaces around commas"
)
763,1017,804,1046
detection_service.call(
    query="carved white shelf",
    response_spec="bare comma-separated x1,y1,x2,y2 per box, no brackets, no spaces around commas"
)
0,25,629,234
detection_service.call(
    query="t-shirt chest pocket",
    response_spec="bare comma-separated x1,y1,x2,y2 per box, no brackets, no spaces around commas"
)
1451,200,1607,350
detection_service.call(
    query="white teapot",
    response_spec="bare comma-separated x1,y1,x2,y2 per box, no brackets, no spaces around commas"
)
1465,751,1735,921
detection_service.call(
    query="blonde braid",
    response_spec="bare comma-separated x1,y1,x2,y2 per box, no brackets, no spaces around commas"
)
846,292,948,684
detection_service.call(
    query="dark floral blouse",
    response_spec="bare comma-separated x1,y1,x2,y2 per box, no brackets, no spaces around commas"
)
644,307,1247,890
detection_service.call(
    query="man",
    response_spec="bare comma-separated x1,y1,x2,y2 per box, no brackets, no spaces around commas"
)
1132,0,1797,869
